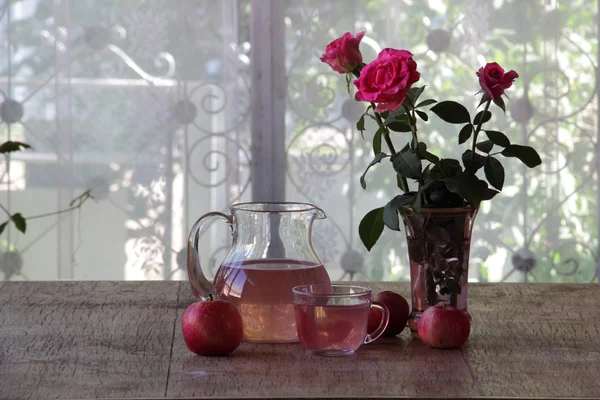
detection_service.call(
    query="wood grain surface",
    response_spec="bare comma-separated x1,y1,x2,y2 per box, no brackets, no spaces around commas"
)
0,281,181,400
0,281,598,399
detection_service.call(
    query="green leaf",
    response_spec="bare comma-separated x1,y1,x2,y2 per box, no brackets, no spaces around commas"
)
386,119,412,132
357,115,365,138
360,153,389,189
473,110,491,125
415,110,428,121
427,159,462,182
372,127,383,156
445,172,489,208
438,159,462,177
393,192,416,209
462,150,486,173
407,86,426,105
391,149,422,179
493,96,506,113
384,107,407,124
412,192,423,213
383,204,400,231
383,193,416,231
416,142,439,164
501,145,542,168
416,99,437,108
0,221,8,235
412,181,432,214
485,130,510,147
420,150,440,165
478,93,491,108
0,141,32,154
389,112,410,123
483,188,500,200
11,213,26,233
484,156,505,190
403,86,425,108
359,207,385,251
458,124,473,144
70,189,93,207
396,173,414,193
476,140,494,153
422,164,432,179
430,101,471,124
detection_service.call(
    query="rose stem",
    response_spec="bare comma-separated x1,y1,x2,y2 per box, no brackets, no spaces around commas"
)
403,104,419,151
450,291,457,308
373,108,409,192
352,67,409,192
471,99,492,162
352,67,409,193
402,104,425,186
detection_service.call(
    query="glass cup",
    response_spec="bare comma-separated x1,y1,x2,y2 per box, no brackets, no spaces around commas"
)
292,284,389,356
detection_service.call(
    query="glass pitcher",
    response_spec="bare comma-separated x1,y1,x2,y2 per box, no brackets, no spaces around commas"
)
187,202,331,343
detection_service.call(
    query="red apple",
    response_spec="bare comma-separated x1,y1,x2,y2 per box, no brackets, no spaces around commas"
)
367,291,410,336
182,299,243,356
417,304,470,349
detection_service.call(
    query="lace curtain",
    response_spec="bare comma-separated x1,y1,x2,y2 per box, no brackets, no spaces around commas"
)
0,0,596,283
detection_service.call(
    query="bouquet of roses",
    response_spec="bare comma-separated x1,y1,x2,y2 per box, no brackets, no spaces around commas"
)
320,32,541,251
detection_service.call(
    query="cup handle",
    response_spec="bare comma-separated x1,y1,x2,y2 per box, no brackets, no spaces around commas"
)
364,302,389,344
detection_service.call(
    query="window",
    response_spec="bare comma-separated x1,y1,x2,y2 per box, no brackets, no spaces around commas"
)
0,0,596,283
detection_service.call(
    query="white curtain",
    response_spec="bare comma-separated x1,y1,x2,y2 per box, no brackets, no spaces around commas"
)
0,0,596,284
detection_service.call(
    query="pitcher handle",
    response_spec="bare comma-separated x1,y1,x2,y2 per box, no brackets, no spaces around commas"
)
187,211,233,301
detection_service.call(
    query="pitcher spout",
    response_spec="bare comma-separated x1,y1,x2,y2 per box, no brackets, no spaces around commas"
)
312,206,326,220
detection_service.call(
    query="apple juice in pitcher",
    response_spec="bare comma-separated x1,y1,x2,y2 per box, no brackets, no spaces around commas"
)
187,203,332,343
214,259,330,342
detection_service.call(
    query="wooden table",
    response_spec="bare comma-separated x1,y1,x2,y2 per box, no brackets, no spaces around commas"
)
0,281,598,399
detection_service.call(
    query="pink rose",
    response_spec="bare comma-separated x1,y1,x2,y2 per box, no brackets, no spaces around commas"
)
353,49,421,112
476,62,519,99
320,32,365,74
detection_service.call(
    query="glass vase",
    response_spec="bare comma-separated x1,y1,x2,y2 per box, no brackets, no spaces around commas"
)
400,207,478,338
